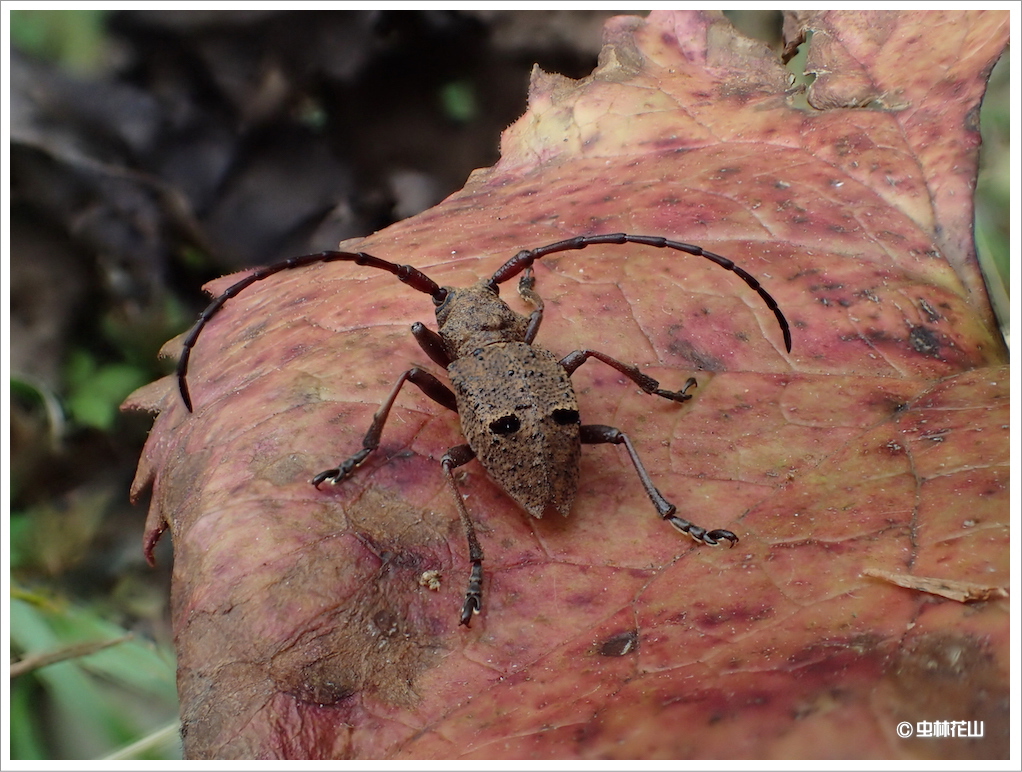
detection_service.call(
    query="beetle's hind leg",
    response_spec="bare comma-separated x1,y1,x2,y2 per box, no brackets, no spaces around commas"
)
579,424,738,547
440,444,485,626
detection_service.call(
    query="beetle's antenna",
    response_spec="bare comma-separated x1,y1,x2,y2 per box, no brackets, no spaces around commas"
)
177,250,446,411
488,233,792,354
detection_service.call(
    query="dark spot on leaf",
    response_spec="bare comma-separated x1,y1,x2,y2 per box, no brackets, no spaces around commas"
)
863,388,911,416
668,337,724,371
598,629,638,657
909,325,941,356
697,604,774,629
882,438,905,455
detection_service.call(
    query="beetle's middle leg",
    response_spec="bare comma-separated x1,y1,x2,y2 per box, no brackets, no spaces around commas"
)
312,367,458,488
560,349,697,403
440,444,485,626
579,424,738,547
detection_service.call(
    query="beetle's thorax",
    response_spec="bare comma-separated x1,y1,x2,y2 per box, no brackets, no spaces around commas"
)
435,281,530,359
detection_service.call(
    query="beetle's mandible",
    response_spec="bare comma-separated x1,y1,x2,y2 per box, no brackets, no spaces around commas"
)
176,233,792,626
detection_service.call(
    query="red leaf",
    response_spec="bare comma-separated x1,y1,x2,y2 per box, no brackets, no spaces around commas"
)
125,10,1009,759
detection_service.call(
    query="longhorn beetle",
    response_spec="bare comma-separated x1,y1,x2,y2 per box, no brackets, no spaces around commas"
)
177,233,792,626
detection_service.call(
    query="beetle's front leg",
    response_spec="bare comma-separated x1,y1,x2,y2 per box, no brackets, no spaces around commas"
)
517,267,544,344
312,367,458,488
560,349,697,403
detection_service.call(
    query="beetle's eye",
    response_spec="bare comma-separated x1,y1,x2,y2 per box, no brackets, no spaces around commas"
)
489,415,521,435
552,409,580,425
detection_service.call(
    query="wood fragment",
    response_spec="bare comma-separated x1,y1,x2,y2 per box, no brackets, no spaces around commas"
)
862,568,1008,603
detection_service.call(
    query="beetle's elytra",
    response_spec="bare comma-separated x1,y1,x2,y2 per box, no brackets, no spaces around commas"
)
177,233,792,626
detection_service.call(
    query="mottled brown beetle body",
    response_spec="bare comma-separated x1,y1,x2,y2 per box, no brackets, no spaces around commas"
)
448,341,581,519
175,233,793,626
434,281,582,519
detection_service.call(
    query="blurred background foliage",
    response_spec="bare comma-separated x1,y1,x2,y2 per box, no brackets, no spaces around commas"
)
6,9,1009,761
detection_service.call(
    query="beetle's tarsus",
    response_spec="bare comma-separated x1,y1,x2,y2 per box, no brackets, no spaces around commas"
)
459,596,481,627
654,388,693,403
311,448,372,488
654,376,698,403
707,528,740,547
667,515,739,547
459,560,484,626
